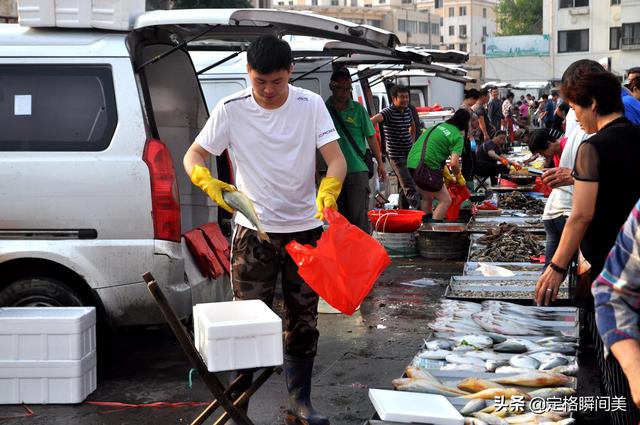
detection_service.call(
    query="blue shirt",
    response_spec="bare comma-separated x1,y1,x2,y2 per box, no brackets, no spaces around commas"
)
544,99,555,124
593,198,640,357
622,88,640,125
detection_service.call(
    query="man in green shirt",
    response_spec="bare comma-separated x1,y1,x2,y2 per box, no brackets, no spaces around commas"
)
326,68,385,231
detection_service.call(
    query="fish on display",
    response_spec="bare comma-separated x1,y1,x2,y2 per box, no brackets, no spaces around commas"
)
530,343,576,355
404,366,440,383
466,351,503,361
493,341,528,353
549,364,578,376
472,411,509,425
458,377,504,393
536,336,578,344
453,334,494,349
494,366,533,374
441,363,486,373
539,356,569,371
460,398,487,416
222,190,270,242
446,353,487,368
509,354,540,369
425,338,453,351
463,387,531,400
392,378,470,396
492,371,572,387
453,345,477,352
528,351,568,363
464,417,490,425
486,359,510,372
418,349,451,360
527,387,576,399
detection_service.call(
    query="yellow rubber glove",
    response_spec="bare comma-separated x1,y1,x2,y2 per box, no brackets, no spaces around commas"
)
454,170,466,186
189,164,237,213
443,166,455,186
315,176,343,220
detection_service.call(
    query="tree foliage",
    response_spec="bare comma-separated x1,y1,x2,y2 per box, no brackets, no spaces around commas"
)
496,0,543,36
172,0,253,8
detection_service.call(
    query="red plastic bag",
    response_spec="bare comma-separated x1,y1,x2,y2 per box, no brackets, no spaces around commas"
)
533,176,552,197
445,185,471,222
285,209,391,315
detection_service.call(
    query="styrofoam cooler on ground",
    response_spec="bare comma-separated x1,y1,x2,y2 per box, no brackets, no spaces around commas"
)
91,0,146,30
0,307,97,404
0,351,97,404
194,300,283,372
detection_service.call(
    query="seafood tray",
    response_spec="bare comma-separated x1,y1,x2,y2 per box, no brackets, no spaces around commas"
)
463,262,545,276
468,216,545,234
489,185,535,192
444,283,571,305
467,232,545,263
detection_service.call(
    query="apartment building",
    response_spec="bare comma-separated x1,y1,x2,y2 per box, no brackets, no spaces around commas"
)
274,0,441,48
415,0,496,83
486,0,640,83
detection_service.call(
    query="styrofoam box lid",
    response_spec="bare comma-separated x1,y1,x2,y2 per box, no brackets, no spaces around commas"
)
0,350,96,378
0,307,96,334
368,389,464,424
194,300,282,340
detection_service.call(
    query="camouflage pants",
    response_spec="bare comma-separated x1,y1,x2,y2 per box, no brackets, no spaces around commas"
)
231,225,323,357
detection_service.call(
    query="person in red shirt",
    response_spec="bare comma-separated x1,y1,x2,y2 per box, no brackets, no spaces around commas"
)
527,129,566,168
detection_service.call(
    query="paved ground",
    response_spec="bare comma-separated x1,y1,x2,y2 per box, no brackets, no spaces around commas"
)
0,257,606,424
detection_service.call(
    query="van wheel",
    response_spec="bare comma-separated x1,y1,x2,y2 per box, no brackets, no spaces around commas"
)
0,277,85,307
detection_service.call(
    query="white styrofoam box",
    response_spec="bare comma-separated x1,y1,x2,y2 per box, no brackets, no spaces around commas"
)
55,0,92,28
194,300,283,372
0,307,96,361
91,0,146,31
369,389,464,424
17,0,56,27
0,350,96,404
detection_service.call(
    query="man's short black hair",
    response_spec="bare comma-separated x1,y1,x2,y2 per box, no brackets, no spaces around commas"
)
330,67,351,83
479,88,489,97
529,129,556,154
493,130,506,137
390,85,410,98
246,35,293,74
628,67,640,76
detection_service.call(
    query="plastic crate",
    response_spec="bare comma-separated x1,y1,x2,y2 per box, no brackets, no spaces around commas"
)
0,307,96,361
194,300,283,372
0,350,97,404
91,0,145,31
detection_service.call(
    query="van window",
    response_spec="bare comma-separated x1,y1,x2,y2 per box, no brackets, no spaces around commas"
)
199,79,246,110
0,65,117,151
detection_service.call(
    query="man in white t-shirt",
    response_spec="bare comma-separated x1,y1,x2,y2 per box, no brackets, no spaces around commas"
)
184,35,346,425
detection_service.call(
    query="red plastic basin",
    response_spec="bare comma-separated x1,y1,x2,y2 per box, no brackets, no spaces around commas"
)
368,209,425,233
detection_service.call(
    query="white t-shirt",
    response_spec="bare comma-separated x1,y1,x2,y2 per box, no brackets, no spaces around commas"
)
196,85,338,233
542,109,591,220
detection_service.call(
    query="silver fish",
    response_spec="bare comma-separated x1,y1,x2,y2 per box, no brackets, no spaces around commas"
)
222,191,270,242
493,341,528,353
510,355,540,369
472,412,508,425
453,345,477,352
460,399,487,416
446,353,487,367
527,387,576,399
441,363,486,372
536,336,578,344
419,349,451,360
528,352,566,363
425,339,453,351
454,334,494,349
494,366,533,374
467,351,503,361
530,343,576,355
539,356,569,371
550,364,579,377
392,378,469,396
486,359,510,372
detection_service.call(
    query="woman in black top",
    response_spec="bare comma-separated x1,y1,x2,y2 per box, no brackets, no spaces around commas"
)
536,60,640,304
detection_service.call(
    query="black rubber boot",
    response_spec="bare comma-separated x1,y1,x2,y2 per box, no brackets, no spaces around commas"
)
227,369,254,423
284,355,330,425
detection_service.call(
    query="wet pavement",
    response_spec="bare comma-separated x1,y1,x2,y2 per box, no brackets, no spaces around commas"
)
0,257,604,424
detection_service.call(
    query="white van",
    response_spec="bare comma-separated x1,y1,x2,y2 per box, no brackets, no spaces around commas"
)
0,9,398,327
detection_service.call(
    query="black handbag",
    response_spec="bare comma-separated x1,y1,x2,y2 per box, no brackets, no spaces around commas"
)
328,105,375,179
413,123,444,192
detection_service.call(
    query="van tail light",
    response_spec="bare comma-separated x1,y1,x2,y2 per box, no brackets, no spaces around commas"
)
143,139,181,242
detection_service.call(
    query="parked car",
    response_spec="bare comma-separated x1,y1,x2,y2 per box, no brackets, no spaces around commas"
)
0,9,398,327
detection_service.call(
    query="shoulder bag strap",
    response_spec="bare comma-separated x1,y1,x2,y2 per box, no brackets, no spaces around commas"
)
418,123,442,167
328,104,366,159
